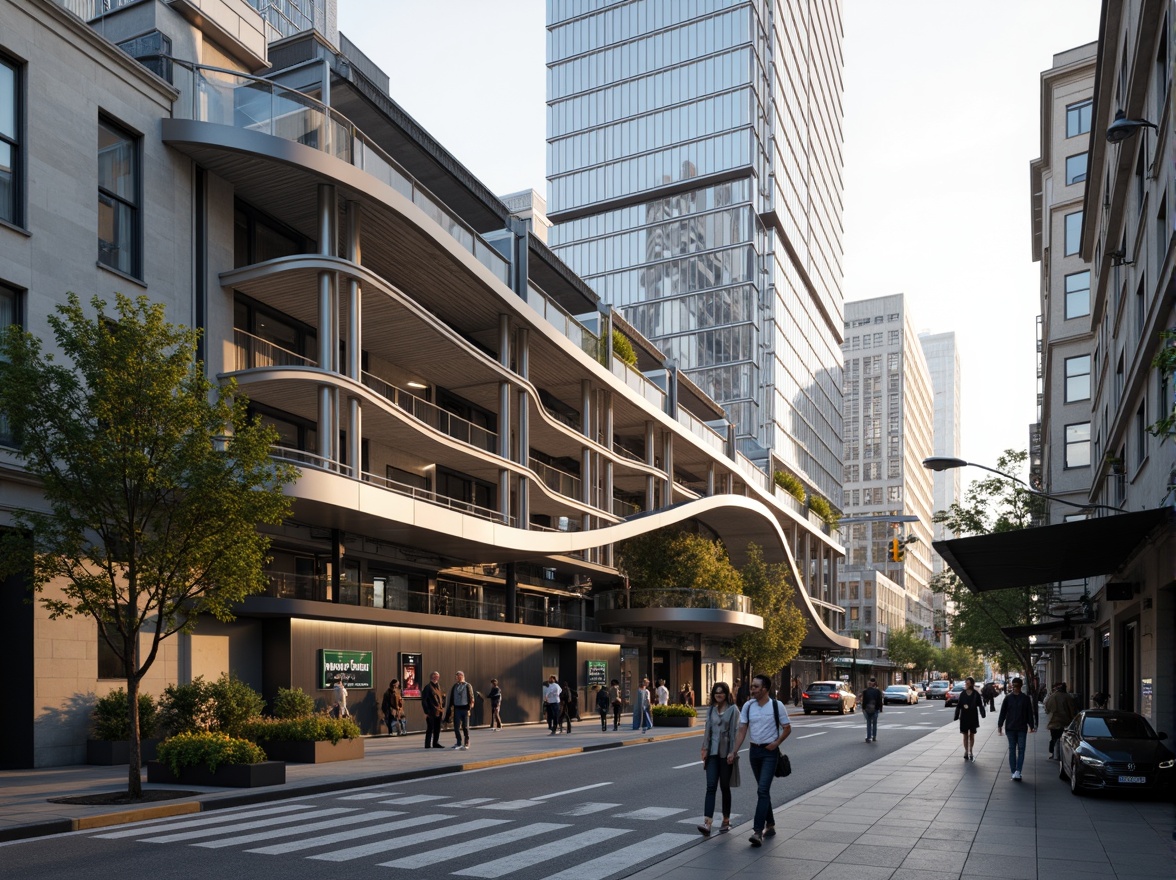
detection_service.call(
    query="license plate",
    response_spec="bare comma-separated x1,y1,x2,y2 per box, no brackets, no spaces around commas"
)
1117,775,1146,784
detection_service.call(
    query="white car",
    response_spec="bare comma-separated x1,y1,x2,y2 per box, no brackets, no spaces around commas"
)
883,685,917,705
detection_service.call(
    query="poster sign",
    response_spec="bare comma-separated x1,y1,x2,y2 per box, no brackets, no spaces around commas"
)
400,652,422,698
319,649,373,689
586,660,607,686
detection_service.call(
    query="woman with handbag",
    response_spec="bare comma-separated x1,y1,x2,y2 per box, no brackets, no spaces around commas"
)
697,681,739,836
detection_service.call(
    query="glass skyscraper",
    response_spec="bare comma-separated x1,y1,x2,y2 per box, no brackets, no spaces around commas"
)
546,0,845,506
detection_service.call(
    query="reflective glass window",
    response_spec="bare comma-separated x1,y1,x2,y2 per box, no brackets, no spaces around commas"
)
1064,422,1091,468
1064,271,1090,319
98,117,140,277
1064,355,1091,402
0,54,20,226
1065,152,1087,185
1064,210,1082,256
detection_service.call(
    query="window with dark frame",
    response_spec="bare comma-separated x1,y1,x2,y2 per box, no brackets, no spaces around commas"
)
1064,210,1083,256
1064,270,1090,319
1065,153,1087,185
1064,354,1091,403
0,282,20,445
0,53,20,227
1064,421,1091,468
98,117,140,277
1066,99,1092,137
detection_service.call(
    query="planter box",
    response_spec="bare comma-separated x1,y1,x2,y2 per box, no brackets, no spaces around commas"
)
652,715,697,727
259,737,364,763
146,760,286,788
87,738,160,765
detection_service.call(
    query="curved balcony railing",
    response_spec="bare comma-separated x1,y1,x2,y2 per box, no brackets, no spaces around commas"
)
167,59,509,286
677,407,727,456
531,459,582,501
610,358,666,410
593,588,752,614
361,468,513,526
362,371,497,453
233,328,316,370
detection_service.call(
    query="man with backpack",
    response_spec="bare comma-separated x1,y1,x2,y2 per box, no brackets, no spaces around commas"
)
728,674,792,848
860,677,883,743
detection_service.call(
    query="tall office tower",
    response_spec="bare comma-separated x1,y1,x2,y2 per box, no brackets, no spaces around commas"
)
545,1,846,510
838,295,935,662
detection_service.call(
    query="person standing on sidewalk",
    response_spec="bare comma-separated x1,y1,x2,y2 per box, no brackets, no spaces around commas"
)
543,675,562,734
954,677,986,761
595,684,611,731
1044,682,1076,760
729,673,792,847
486,678,502,731
421,671,445,749
981,680,997,713
697,681,738,837
655,679,670,707
997,676,1037,780
559,680,574,733
859,677,883,742
609,679,623,730
632,678,653,732
446,670,474,749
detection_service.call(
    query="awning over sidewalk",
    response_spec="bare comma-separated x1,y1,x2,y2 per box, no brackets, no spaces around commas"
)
1000,620,1082,639
933,507,1170,592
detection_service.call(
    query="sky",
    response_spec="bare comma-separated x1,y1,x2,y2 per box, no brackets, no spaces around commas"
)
336,0,1104,487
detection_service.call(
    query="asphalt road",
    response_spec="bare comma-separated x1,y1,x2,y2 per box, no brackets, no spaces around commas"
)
0,700,956,880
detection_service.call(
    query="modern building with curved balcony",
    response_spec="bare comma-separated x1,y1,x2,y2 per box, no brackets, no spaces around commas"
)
0,0,852,768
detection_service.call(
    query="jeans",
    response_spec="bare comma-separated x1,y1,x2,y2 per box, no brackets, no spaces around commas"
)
545,702,560,732
612,703,622,729
632,708,652,730
1005,729,1028,772
452,706,469,745
864,710,878,740
748,744,779,833
424,714,442,747
1048,727,1063,755
490,704,501,729
703,754,733,820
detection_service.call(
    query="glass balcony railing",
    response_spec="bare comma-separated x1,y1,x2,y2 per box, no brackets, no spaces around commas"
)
531,459,582,501
361,467,513,526
610,359,666,410
677,407,727,455
233,328,316,370
593,588,752,614
525,283,599,359
361,371,497,453
168,59,510,286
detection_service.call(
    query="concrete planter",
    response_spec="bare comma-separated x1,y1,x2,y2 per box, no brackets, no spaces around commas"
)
259,737,364,763
86,738,160,765
146,760,286,788
652,715,697,727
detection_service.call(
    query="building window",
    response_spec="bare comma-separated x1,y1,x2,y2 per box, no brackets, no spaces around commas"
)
1064,271,1090,319
0,53,20,226
1135,403,1146,468
1066,99,1092,137
98,117,140,277
1064,211,1083,256
97,633,122,679
1064,421,1090,468
1065,153,1088,185
0,282,20,445
1064,354,1091,402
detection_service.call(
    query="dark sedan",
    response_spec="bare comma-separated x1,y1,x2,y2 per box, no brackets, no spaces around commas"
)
1058,710,1175,799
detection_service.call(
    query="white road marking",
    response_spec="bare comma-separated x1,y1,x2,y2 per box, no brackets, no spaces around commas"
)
531,782,613,800
378,822,570,868
612,806,688,820
453,827,632,878
137,807,357,844
673,760,703,769
308,818,510,861
93,804,316,839
336,790,401,800
378,794,451,805
797,732,827,739
477,800,542,810
558,802,622,816
540,832,697,880
245,813,453,855
193,810,404,848
446,797,498,808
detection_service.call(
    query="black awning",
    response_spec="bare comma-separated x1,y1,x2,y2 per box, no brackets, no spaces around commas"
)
933,507,1170,593
1000,620,1080,638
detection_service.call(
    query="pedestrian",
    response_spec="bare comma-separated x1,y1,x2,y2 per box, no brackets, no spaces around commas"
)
543,675,562,735
655,679,670,707
609,679,623,730
445,670,474,750
996,676,1037,780
954,676,986,761
1044,682,1076,760
421,670,445,749
632,677,652,732
381,678,403,735
697,681,738,837
790,676,801,707
595,684,611,731
734,678,750,708
1092,690,1110,709
332,676,349,718
559,680,574,733
981,680,997,713
729,673,791,847
859,677,883,743
486,678,502,731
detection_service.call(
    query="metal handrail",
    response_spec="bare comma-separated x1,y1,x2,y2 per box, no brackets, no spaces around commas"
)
233,328,316,369
361,468,513,526
594,588,752,614
362,371,497,453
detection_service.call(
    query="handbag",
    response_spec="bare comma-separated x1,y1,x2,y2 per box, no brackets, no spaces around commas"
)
771,698,793,778
729,753,741,788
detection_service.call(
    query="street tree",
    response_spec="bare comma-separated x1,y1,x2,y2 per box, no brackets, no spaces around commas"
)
885,624,936,682
0,293,297,797
725,544,806,686
930,449,1049,676
615,529,741,595
937,643,983,680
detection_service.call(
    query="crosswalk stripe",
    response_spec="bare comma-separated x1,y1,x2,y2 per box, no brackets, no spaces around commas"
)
446,798,497,808
541,832,697,880
611,806,687,820
476,800,541,811
308,818,510,861
93,804,315,838
377,822,570,868
797,732,826,738
531,783,612,800
245,813,454,856
337,790,401,800
676,813,742,825
559,803,621,816
378,794,451,805
193,810,405,848
453,827,632,878
136,807,358,844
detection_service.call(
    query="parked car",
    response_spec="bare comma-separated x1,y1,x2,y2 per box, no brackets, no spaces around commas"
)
883,685,916,705
802,681,858,715
1058,710,1175,799
944,682,966,707
926,681,951,700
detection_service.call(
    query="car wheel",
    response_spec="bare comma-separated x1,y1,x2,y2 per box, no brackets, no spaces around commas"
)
803,708,811,715
1069,762,1082,796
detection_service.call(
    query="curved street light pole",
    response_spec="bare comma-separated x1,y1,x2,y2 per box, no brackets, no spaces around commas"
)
920,457,1124,514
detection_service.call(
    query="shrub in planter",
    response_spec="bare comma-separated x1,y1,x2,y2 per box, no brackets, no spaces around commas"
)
155,730,266,775
208,673,265,736
91,689,158,740
241,715,361,745
651,704,698,718
158,673,266,737
272,686,315,720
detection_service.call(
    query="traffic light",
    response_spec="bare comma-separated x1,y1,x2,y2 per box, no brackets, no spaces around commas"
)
888,537,905,562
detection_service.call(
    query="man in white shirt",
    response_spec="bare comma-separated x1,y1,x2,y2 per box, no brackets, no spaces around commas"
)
655,680,670,707
729,673,792,847
543,675,562,735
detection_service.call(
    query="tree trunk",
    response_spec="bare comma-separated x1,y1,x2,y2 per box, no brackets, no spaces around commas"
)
126,663,142,798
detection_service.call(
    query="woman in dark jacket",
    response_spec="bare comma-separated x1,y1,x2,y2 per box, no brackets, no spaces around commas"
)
595,685,611,731
381,679,404,735
559,681,574,733
954,676,986,761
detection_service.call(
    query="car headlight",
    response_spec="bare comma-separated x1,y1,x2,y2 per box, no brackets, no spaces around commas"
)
1078,755,1105,768
1159,758,1175,769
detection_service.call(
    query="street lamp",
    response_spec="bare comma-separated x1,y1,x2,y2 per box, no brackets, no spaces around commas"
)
1106,109,1158,143
921,456,1124,513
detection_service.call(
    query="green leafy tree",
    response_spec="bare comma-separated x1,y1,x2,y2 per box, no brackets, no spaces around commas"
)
938,643,983,680
930,449,1049,676
885,625,937,682
0,293,297,797
726,544,807,684
615,529,740,594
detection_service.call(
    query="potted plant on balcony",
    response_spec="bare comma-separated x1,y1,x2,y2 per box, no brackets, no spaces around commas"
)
651,704,698,727
241,687,364,763
87,688,162,765
148,730,283,787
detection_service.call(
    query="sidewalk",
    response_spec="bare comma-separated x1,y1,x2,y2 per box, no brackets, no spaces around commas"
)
1,718,1173,880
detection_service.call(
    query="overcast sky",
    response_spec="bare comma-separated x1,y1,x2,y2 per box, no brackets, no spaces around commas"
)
337,0,1104,489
